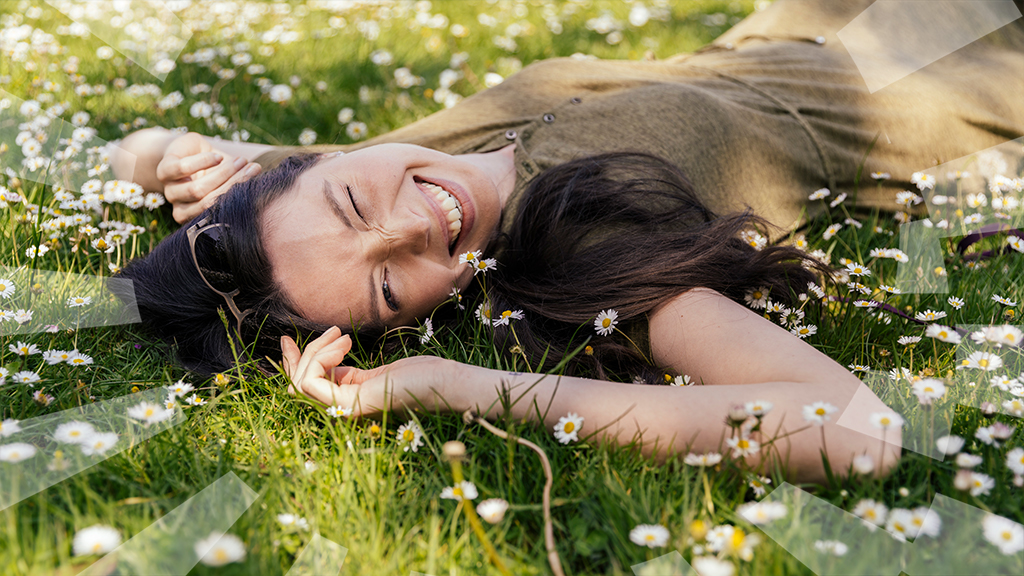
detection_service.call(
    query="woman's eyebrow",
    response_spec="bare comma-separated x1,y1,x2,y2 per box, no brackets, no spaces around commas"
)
322,179,354,230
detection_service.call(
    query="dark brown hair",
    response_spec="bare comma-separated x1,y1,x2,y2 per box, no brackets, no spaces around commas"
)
484,152,825,382
118,151,824,379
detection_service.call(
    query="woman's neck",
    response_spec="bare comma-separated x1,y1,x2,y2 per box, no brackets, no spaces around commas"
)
457,144,517,211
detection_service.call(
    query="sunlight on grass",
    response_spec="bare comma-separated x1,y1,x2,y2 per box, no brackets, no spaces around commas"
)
0,1,1021,574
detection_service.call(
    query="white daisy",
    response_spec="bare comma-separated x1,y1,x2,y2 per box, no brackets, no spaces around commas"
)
852,499,888,529
474,301,493,326
870,412,904,430
491,309,523,327
0,278,15,298
80,432,119,456
955,453,983,468
0,418,21,437
325,405,352,418
553,412,583,444
958,351,1003,371
185,394,207,406
628,524,669,548
9,341,40,356
194,532,246,566
744,286,769,309
823,223,842,240
726,435,760,458
72,525,121,556
440,481,478,501
670,374,693,386
947,296,965,309
845,262,870,276
276,514,309,531
744,400,773,417
0,442,37,463
1005,447,1024,477
925,324,960,344
54,421,97,444
911,379,946,405
802,401,837,426
808,188,830,201
813,540,849,557
911,172,936,190
593,309,618,336
418,317,434,343
935,435,964,455
968,471,995,496
166,380,195,397
476,498,509,524
683,452,723,467
991,294,1017,306
982,514,1024,556
737,501,787,525
67,295,92,307
12,371,41,385
898,335,922,345
396,421,424,452
127,401,175,425
914,309,946,322
473,257,497,275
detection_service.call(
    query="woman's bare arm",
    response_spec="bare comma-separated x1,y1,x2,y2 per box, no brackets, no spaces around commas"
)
284,289,903,484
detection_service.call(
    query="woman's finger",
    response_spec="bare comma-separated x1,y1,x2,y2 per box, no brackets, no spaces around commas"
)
193,162,262,214
156,151,223,182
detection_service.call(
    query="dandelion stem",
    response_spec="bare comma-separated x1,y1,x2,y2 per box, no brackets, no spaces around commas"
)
613,327,651,366
465,411,565,576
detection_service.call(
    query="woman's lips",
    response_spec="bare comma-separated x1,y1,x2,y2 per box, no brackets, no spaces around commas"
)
415,175,474,257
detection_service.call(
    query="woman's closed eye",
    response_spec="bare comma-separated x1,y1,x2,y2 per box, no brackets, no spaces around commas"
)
346,185,365,221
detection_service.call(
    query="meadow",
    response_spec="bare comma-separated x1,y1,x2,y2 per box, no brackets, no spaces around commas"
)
0,0,1022,574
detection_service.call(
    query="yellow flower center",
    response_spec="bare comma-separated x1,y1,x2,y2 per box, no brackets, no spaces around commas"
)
1003,531,1013,541
402,429,415,442
92,543,102,552
501,310,511,318
893,522,905,533
601,318,611,328
731,529,746,550
753,291,763,299
645,534,655,541
815,408,826,416
477,261,487,269
144,407,154,417
865,510,876,520
453,487,463,496
70,430,80,437
737,439,749,449
979,359,989,367
880,417,891,426
214,549,228,562
563,422,575,433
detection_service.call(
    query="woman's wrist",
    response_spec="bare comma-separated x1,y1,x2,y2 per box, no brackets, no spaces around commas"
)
111,127,180,191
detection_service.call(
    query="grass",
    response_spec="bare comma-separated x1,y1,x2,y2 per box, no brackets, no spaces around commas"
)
1,0,1022,574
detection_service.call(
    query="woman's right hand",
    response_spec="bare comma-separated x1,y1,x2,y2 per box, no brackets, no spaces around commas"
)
155,132,262,223
280,327,466,418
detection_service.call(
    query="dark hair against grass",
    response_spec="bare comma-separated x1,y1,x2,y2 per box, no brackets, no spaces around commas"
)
116,153,339,376
118,150,827,380
484,152,829,383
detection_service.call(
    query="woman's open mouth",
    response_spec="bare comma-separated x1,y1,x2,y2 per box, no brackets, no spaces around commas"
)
415,176,464,255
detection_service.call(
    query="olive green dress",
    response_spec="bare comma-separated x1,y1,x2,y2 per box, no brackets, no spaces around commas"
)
254,0,1024,237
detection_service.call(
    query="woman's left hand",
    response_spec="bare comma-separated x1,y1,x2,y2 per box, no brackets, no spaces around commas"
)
280,327,465,417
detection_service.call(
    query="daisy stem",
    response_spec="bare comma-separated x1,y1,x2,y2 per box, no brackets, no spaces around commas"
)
613,327,651,366
447,457,510,576
466,411,565,576
508,325,532,372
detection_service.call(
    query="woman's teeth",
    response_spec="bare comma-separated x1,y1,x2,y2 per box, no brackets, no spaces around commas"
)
421,181,463,247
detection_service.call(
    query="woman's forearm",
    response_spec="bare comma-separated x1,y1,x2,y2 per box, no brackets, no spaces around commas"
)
110,128,276,191
450,365,902,484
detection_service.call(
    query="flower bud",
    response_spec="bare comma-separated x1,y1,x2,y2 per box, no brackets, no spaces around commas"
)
443,440,466,461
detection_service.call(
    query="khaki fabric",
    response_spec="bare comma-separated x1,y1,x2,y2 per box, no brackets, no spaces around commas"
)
255,0,1024,238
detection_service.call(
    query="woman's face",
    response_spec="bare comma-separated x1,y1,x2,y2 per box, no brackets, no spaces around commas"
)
262,143,513,329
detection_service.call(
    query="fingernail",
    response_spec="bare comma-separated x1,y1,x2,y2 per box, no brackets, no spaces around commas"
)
234,157,246,169
211,153,223,162
245,164,260,176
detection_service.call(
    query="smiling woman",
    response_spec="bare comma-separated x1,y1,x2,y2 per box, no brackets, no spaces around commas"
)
113,0,1024,481
262,144,516,329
